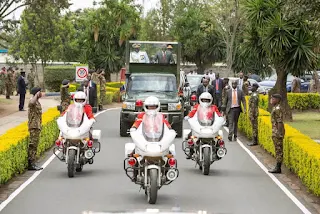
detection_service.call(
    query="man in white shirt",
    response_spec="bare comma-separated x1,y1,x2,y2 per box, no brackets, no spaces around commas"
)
130,43,150,63
238,72,244,89
209,70,215,82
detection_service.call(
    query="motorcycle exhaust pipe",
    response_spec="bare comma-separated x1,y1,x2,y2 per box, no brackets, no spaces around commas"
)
85,149,95,159
217,148,226,158
166,169,178,181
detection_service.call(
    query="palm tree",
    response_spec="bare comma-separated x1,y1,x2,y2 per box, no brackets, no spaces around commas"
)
242,0,318,120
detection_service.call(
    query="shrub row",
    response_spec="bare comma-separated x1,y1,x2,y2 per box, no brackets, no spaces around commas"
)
238,96,320,196
259,93,320,110
0,108,60,183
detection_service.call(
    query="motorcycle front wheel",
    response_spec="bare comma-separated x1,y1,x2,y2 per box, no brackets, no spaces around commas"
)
202,147,211,175
68,149,76,178
147,169,158,204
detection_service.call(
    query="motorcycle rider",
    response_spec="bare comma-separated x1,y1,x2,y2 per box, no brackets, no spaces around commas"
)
130,96,171,130
59,91,96,160
183,92,222,159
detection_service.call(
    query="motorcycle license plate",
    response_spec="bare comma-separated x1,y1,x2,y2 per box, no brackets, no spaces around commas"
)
200,128,213,134
146,144,161,152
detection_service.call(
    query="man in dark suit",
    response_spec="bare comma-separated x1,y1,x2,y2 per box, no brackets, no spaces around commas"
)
79,78,97,108
212,73,224,110
222,80,246,141
154,44,175,64
196,77,214,102
17,71,27,111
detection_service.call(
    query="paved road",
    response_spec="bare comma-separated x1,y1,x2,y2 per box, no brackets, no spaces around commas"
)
1,109,305,214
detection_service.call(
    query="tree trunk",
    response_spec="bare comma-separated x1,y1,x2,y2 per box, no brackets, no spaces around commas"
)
32,63,40,87
268,68,292,121
106,72,111,82
41,61,46,91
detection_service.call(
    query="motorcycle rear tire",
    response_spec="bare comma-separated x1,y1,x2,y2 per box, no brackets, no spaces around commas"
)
68,149,76,178
202,147,210,175
147,169,158,204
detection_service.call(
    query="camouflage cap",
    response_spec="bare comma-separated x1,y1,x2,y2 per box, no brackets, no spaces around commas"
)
271,93,282,100
31,87,41,95
62,79,70,87
252,83,259,88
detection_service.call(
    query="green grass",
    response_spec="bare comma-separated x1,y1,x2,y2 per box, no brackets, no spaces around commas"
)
287,111,320,140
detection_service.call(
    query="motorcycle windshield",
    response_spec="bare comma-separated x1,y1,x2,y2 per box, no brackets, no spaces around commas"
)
197,106,214,126
66,104,84,128
142,112,164,142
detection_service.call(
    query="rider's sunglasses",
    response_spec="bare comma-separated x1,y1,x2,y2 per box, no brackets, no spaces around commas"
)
201,99,210,103
75,99,85,103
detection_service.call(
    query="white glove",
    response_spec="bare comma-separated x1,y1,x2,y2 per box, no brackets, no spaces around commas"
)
130,128,137,132
184,116,190,120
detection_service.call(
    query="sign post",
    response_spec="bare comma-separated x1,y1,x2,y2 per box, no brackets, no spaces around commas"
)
75,66,89,82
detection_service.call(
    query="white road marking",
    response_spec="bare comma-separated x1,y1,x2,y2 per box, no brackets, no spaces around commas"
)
0,107,121,212
223,127,312,214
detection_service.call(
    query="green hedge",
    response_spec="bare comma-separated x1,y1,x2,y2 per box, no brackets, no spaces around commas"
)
0,108,59,183
106,82,124,88
239,97,320,196
45,66,75,92
259,93,320,111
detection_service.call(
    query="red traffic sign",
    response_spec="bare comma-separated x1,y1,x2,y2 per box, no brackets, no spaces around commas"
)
76,67,88,78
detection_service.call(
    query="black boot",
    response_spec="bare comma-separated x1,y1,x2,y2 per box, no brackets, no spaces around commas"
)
186,149,194,159
268,162,281,173
248,137,258,146
28,160,43,171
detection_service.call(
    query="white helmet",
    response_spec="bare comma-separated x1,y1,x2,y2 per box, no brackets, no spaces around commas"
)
144,96,160,115
199,92,213,108
73,91,87,108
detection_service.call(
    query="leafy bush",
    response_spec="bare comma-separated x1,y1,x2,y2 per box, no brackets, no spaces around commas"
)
68,84,77,92
238,97,320,196
106,82,124,88
259,93,320,111
105,92,114,104
44,66,75,92
106,86,119,93
0,108,59,183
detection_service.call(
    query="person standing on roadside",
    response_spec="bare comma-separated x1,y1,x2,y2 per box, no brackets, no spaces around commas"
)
222,78,230,126
28,87,44,171
248,83,259,146
5,67,14,99
18,71,27,111
60,79,71,113
268,94,285,174
14,68,21,96
98,70,106,110
242,75,250,96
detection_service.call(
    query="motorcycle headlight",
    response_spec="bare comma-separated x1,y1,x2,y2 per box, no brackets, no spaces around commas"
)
168,102,182,111
122,102,135,110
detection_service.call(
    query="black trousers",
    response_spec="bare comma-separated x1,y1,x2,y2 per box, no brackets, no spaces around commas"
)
214,93,222,110
19,93,26,110
228,107,241,138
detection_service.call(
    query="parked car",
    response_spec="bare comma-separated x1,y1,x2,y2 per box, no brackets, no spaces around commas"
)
186,74,205,93
227,77,266,95
259,73,310,93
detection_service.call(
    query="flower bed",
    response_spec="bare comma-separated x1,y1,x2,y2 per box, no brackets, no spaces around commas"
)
238,96,320,196
0,108,60,183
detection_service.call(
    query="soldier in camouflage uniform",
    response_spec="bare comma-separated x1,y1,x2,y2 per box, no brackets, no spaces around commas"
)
0,67,6,95
268,94,285,174
98,70,106,110
248,83,259,146
60,79,71,113
222,78,230,126
28,87,44,171
27,68,35,92
5,67,14,99
242,75,250,96
91,69,100,85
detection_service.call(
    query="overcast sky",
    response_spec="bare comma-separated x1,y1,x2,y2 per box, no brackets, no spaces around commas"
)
7,0,159,20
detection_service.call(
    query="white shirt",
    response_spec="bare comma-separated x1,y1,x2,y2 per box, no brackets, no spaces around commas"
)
209,73,215,81
239,78,243,89
83,86,90,104
130,51,150,63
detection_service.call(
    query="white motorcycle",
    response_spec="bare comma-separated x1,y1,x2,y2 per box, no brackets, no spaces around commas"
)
124,112,179,204
183,106,227,175
54,104,101,178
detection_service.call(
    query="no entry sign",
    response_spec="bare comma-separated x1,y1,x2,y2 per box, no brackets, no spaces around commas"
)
75,66,88,82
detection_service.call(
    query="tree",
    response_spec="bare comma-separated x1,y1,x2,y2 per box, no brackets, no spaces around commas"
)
172,1,225,72
9,1,68,88
0,0,69,47
78,0,141,80
207,0,243,72
243,0,318,120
